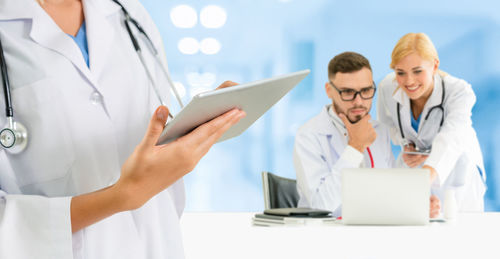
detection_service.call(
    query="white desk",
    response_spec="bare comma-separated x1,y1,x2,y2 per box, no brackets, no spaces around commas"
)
181,212,500,259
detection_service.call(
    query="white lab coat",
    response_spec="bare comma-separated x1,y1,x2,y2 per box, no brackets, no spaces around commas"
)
294,105,395,216
377,72,486,212
0,0,186,258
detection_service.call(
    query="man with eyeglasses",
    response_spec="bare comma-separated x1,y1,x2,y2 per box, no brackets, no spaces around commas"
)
293,52,395,216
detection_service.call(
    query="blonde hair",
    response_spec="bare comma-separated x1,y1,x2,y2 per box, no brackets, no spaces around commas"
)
390,32,446,77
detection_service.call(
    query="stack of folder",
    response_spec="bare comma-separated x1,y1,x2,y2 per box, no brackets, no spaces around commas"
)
252,208,336,227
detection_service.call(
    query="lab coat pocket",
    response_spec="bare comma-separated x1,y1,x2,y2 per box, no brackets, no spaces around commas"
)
5,77,75,191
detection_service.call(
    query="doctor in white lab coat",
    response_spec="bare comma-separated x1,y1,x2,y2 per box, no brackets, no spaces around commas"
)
377,32,486,212
294,52,400,217
0,0,244,258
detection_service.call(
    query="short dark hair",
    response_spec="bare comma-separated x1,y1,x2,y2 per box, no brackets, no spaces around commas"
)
328,52,372,79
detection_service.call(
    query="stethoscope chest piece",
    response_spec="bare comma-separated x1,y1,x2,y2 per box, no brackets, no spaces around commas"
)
0,118,28,154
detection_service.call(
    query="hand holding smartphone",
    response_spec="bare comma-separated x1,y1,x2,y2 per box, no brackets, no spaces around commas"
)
402,142,431,156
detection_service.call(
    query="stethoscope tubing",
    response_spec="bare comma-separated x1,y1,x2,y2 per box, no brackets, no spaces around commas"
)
115,0,184,118
0,36,13,119
397,78,445,140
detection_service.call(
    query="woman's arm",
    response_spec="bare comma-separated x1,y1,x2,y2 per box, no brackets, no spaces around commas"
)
70,106,245,232
424,80,475,186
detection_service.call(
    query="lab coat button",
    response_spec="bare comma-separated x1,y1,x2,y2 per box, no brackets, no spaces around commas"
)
90,92,102,105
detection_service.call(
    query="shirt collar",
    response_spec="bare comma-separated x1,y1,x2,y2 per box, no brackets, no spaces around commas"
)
327,105,348,137
321,104,379,134
89,0,122,17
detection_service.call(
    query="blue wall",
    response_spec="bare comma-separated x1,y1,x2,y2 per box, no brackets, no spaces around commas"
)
141,0,500,211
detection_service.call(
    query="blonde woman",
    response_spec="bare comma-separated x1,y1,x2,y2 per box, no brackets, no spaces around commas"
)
377,33,486,213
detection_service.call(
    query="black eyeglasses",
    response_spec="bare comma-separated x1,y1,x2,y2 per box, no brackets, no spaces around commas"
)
329,81,376,101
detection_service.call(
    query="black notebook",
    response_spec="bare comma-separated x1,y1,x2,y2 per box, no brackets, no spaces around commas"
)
263,208,332,218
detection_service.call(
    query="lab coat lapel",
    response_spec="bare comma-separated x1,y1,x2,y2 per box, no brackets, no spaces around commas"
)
0,0,36,20
392,87,419,142
416,74,444,147
0,0,96,87
316,106,348,158
29,7,95,85
419,74,443,130
83,0,120,79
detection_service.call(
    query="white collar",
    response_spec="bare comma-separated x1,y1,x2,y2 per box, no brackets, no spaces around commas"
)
310,105,343,136
0,0,121,20
327,105,348,137
0,0,39,20
325,104,378,131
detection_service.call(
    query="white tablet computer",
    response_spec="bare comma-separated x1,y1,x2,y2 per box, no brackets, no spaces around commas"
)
157,69,310,145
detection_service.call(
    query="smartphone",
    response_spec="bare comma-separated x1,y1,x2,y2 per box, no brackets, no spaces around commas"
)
402,142,431,155
402,150,431,155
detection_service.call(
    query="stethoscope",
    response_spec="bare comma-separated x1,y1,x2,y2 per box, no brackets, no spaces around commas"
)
396,77,445,144
0,38,27,154
0,0,184,154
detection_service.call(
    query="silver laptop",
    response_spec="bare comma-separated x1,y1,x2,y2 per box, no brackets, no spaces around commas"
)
341,168,430,225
